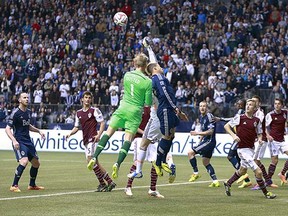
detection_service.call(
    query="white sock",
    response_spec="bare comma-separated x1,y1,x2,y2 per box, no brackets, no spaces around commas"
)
166,152,174,167
136,149,147,173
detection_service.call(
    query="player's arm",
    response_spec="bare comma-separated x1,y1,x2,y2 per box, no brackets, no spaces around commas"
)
224,115,240,142
5,125,19,150
190,128,213,136
256,119,263,145
265,113,273,142
144,80,153,106
93,108,105,143
66,113,80,140
29,124,45,139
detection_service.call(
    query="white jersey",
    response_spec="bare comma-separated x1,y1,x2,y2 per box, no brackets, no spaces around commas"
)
254,107,265,123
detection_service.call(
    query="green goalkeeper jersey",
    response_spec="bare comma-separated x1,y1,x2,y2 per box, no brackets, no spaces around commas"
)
122,69,152,107
109,69,152,134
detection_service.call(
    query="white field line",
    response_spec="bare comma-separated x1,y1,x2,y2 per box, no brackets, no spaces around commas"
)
0,179,225,201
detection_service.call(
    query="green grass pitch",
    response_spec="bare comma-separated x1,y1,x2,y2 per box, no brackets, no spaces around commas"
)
0,151,287,216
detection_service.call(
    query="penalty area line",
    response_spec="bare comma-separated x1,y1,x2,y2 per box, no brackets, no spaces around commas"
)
0,179,225,201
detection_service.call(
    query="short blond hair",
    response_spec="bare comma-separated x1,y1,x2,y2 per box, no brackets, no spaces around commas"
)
133,53,148,68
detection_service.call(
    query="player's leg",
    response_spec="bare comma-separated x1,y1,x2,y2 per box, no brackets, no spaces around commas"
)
11,146,29,192
28,156,44,190
253,166,276,199
278,148,288,185
201,145,219,187
166,153,176,183
227,142,240,170
187,148,200,182
266,141,279,186
87,126,117,170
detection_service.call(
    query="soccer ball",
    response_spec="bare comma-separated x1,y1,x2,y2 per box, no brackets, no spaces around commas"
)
113,12,128,27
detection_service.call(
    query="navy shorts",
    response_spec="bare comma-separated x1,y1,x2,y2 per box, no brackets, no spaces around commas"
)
14,143,39,162
158,108,179,136
193,140,216,159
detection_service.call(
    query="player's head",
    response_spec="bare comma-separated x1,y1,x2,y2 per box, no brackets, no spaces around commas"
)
274,98,283,111
236,99,246,109
133,53,148,71
245,99,256,114
199,101,207,115
18,92,29,107
146,62,163,75
251,95,261,108
81,91,93,106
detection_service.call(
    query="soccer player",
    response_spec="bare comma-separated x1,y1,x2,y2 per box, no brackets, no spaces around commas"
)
87,53,152,179
127,37,176,182
65,91,115,192
251,95,277,190
223,99,276,199
188,101,220,187
125,106,165,198
143,38,188,176
214,99,252,188
5,92,45,192
265,98,288,185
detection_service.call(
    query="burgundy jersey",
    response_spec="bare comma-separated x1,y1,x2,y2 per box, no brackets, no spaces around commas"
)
134,106,151,139
265,109,287,142
228,114,262,149
75,107,104,145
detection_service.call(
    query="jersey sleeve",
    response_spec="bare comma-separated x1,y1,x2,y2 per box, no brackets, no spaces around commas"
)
228,114,240,128
207,113,215,130
93,107,104,122
74,113,80,127
265,112,272,127
7,110,16,127
144,80,153,106
256,119,263,134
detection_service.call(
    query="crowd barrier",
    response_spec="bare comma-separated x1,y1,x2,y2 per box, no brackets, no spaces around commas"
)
0,129,286,159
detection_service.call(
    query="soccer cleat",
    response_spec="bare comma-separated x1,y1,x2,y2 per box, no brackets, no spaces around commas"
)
148,189,164,198
161,163,172,174
236,173,249,184
168,164,176,183
127,171,143,179
142,36,152,49
238,181,252,188
112,163,119,179
10,185,21,192
152,162,163,176
28,185,45,190
265,191,276,199
209,180,220,187
106,182,117,192
87,158,96,171
224,182,231,196
188,173,201,182
95,184,107,192
124,187,133,196
251,184,260,190
278,173,287,185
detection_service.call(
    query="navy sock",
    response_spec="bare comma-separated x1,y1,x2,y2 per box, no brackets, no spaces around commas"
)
13,164,26,186
229,157,240,170
156,139,171,166
189,157,198,173
29,166,39,187
205,164,217,180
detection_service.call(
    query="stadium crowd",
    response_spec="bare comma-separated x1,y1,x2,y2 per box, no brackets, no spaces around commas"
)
0,0,288,129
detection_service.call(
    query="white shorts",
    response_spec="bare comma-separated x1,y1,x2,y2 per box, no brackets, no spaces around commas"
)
253,141,268,160
132,137,158,162
85,142,97,159
237,148,259,171
268,140,288,156
143,117,162,143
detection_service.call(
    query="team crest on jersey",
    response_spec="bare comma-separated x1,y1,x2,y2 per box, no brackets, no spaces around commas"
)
21,151,25,156
88,113,92,118
254,121,257,127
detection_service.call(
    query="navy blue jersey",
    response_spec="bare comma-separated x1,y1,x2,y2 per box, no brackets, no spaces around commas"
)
152,73,177,111
200,112,216,143
7,107,33,145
